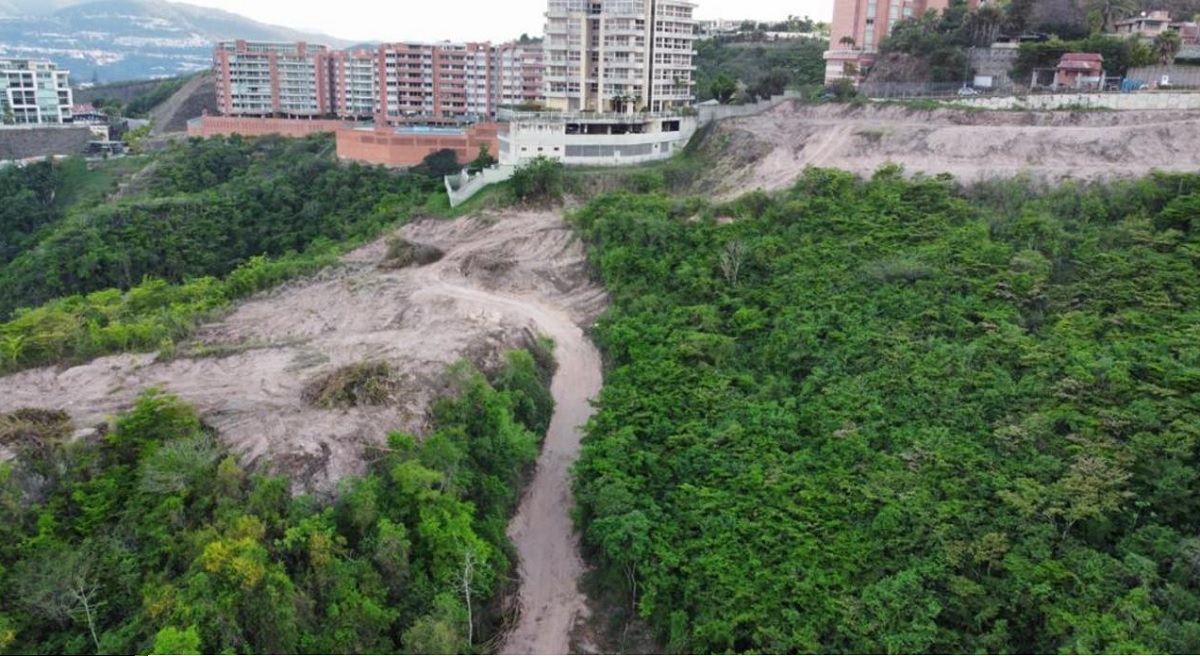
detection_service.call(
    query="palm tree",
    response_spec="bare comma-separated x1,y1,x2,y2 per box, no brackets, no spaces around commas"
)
1086,0,1137,33
839,35,857,50
1153,29,1183,64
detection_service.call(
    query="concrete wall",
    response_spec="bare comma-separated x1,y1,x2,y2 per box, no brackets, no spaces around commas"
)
697,91,800,123
187,116,350,138
336,123,501,168
446,165,516,207
967,45,1018,90
0,125,91,160
955,91,1200,110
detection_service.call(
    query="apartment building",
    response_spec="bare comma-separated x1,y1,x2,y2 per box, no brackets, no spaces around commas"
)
217,41,497,124
823,0,956,83
378,42,494,123
214,41,332,116
330,49,378,120
0,58,72,125
543,0,698,113
494,40,546,108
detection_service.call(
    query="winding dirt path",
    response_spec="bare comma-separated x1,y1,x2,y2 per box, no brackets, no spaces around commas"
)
407,248,603,655
500,328,601,655
0,210,606,651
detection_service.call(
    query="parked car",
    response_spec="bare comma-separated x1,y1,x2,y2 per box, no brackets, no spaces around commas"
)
957,86,980,96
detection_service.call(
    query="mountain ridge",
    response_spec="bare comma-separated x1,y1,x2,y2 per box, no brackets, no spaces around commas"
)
0,0,351,82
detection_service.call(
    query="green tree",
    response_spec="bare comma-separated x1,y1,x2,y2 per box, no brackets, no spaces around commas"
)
1087,0,1137,32
1153,29,1183,64
151,626,202,655
710,72,738,103
466,144,497,175
508,156,563,204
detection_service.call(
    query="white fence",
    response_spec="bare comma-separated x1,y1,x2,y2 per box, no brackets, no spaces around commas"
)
445,165,516,207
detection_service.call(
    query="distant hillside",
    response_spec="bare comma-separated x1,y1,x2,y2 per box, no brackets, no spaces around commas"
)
0,0,349,82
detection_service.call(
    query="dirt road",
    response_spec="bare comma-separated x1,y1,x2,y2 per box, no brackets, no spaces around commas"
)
410,263,602,654
499,320,601,655
405,229,604,655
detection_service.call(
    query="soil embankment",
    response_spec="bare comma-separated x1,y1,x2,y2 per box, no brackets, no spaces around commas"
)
700,101,1200,195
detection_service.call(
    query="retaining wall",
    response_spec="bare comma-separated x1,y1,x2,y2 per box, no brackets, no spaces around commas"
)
0,126,92,160
446,165,516,207
956,92,1200,110
187,116,350,138
336,123,502,168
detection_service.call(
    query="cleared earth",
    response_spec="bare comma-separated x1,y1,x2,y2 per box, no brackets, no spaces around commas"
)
0,211,607,491
701,101,1200,196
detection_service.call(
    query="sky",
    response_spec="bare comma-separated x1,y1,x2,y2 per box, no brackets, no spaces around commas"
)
173,0,834,43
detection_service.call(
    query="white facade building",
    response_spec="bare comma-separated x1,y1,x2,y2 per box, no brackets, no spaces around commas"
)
498,111,697,166
543,0,698,113
0,59,72,125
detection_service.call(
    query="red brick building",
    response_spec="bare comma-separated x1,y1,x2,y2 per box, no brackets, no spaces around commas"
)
824,0,981,83
187,115,348,138
1054,53,1104,89
335,122,502,168
216,40,505,126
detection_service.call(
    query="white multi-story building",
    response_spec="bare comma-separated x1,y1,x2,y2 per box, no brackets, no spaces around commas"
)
543,0,697,113
0,58,72,125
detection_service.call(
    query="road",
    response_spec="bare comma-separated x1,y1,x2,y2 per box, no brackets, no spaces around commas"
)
410,253,603,655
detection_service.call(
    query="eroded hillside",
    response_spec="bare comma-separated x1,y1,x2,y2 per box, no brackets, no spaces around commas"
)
0,211,607,489
697,101,1200,195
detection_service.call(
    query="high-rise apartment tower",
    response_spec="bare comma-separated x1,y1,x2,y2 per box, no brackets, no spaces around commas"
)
543,0,697,113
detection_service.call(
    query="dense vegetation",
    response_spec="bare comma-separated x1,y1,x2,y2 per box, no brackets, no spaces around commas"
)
0,347,554,654
0,158,126,266
0,134,433,319
873,0,1167,86
573,168,1200,652
0,135,443,373
695,37,827,102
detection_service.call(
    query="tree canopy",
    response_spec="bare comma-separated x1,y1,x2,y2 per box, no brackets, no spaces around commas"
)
572,168,1200,653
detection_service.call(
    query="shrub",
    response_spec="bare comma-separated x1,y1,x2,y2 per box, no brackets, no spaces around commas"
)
379,236,445,270
508,156,564,204
302,361,404,408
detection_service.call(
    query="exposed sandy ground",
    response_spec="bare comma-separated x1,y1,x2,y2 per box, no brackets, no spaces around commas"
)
0,211,607,492
705,101,1200,196
500,319,602,654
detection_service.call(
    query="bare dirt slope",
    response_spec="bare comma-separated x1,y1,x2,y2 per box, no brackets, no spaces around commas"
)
500,320,602,654
149,72,217,135
703,101,1200,196
0,211,608,491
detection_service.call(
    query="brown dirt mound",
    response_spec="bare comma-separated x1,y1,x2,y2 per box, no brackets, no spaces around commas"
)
705,100,1200,197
